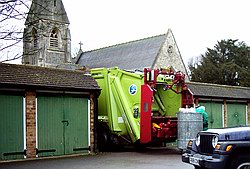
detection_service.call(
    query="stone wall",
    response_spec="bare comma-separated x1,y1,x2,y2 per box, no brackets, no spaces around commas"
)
23,21,71,67
153,29,188,78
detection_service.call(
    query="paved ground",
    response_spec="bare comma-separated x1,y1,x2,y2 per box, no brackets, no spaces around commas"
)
0,146,194,169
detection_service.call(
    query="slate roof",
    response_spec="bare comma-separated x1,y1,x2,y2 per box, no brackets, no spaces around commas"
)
188,82,250,100
0,63,100,92
76,34,166,70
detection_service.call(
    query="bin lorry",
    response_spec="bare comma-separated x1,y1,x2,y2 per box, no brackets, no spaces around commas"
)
91,67,194,149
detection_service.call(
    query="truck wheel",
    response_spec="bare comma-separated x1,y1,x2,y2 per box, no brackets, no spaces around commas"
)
229,155,250,169
134,140,147,151
97,124,111,151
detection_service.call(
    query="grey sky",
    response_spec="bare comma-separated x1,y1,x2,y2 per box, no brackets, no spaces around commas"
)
63,0,250,65
4,0,250,66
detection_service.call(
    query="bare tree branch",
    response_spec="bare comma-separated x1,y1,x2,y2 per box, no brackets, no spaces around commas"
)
0,1,17,4
0,52,23,63
0,0,68,63
0,0,30,62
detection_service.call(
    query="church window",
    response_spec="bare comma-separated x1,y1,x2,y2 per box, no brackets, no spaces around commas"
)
54,0,57,7
167,45,173,54
32,28,38,48
50,28,59,48
31,56,36,65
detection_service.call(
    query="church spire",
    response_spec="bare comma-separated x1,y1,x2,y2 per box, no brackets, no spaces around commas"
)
23,0,71,67
25,0,69,25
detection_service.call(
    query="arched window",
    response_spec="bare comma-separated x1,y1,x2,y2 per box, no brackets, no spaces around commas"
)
54,0,57,7
50,28,59,48
32,28,38,48
31,56,36,65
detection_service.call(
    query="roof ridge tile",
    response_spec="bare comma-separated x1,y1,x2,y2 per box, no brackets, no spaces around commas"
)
83,33,167,53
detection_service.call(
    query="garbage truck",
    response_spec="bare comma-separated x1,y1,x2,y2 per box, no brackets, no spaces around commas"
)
91,67,194,149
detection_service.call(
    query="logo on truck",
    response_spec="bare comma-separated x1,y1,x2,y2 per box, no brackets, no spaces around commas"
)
129,84,137,95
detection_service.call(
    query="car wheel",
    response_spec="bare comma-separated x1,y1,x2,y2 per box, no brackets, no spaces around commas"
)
230,155,250,169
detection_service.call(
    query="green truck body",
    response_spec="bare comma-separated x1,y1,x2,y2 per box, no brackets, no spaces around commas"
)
91,67,191,148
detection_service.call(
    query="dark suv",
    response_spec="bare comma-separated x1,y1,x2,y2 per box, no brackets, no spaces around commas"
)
182,126,250,169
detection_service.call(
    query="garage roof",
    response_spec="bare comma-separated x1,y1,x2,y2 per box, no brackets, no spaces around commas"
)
188,82,250,100
0,63,100,92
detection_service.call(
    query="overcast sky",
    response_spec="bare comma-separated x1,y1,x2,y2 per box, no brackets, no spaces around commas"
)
62,0,250,65
4,0,250,65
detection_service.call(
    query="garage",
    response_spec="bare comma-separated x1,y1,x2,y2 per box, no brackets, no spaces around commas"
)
0,93,24,160
199,101,223,128
227,103,247,127
37,95,89,157
0,63,100,160
188,82,250,128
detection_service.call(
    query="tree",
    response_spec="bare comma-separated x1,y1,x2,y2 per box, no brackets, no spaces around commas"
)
0,0,30,63
189,39,250,87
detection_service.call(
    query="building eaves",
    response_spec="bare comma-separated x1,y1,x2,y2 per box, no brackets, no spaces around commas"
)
187,81,250,100
0,63,100,92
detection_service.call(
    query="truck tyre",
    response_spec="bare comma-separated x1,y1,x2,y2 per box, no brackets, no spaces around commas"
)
134,140,148,151
229,155,250,169
97,123,111,151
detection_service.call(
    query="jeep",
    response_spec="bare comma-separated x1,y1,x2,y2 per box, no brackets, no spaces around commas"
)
182,126,250,169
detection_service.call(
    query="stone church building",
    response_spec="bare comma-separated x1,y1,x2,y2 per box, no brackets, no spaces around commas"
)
22,0,188,75
22,0,71,67
75,30,188,75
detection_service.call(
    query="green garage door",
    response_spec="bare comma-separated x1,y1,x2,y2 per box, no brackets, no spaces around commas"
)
0,94,24,160
200,102,223,129
227,103,247,127
37,95,89,157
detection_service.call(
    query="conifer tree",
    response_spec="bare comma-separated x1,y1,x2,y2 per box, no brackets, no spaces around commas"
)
189,39,250,87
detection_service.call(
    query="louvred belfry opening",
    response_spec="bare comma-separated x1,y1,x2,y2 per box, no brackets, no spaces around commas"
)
50,28,59,48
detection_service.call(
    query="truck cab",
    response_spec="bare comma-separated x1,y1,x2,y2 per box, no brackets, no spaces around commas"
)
182,126,250,169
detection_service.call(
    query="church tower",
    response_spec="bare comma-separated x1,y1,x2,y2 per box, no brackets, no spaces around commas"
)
22,0,71,67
